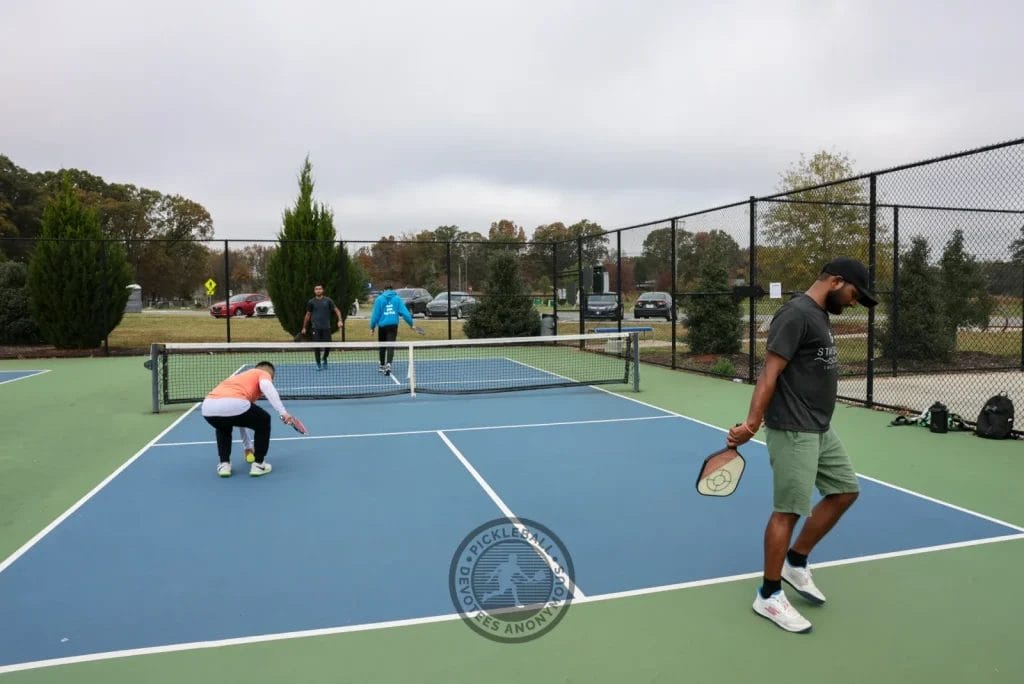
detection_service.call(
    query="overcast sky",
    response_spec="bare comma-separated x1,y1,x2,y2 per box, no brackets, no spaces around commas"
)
2,0,1022,243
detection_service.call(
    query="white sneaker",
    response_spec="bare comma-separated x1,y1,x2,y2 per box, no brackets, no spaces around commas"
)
752,589,812,633
782,559,826,605
384,363,392,376
217,462,231,478
377,364,386,374
250,462,272,477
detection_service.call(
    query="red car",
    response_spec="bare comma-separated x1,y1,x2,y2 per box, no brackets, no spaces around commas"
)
209,293,269,318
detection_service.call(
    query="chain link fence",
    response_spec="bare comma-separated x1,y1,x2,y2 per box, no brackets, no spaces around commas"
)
2,139,1022,427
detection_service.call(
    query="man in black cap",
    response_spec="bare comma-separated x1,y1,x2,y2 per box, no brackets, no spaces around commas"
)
727,256,877,634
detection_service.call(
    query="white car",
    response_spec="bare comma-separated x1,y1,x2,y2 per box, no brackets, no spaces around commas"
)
254,301,276,317
254,300,360,317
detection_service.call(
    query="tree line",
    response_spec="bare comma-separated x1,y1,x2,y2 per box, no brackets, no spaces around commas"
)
0,154,214,305
2,149,1019,358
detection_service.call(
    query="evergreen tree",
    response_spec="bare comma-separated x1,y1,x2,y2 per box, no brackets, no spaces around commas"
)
878,236,953,362
684,240,742,354
1010,224,1024,264
0,261,41,343
27,176,131,348
464,251,541,338
940,229,993,329
267,157,363,337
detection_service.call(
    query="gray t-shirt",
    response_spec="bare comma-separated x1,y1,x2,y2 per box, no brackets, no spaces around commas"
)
307,297,336,330
764,293,838,432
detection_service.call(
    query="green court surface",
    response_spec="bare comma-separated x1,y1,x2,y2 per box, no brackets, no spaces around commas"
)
1,356,1022,683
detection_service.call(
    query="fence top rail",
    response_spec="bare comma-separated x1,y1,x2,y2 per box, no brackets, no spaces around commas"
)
755,136,1024,202
546,137,1024,247
758,197,1024,214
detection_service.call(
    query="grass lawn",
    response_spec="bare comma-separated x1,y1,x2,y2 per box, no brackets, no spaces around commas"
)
106,312,467,347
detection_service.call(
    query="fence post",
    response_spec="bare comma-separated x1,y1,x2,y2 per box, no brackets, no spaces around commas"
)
223,240,231,343
866,175,877,407
670,218,678,370
748,197,757,383
552,242,558,336
338,240,347,342
101,239,110,356
891,206,900,377
616,230,622,334
446,240,453,340
577,236,584,345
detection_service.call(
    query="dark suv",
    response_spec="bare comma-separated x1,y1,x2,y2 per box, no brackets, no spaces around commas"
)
396,288,433,316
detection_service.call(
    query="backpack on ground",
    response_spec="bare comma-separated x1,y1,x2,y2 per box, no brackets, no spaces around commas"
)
975,393,1015,440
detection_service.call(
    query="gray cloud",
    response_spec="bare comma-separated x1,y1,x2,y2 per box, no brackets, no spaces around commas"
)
2,0,1021,241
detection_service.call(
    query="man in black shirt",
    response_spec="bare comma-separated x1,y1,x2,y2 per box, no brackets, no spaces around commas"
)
728,257,877,634
300,284,344,370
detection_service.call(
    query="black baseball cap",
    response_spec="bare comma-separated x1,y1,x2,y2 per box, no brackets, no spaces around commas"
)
821,257,878,308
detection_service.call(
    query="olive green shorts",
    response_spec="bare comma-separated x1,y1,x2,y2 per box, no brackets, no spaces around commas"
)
764,427,860,517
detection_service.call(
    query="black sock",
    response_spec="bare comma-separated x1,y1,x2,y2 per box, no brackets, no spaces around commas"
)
787,549,808,568
760,578,782,599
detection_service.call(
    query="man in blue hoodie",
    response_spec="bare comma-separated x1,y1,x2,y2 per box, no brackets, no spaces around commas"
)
369,283,416,375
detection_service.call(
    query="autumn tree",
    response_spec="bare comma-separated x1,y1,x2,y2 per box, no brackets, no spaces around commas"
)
762,151,883,288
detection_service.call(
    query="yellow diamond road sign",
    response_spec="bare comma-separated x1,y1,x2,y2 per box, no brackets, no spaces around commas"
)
204,278,217,296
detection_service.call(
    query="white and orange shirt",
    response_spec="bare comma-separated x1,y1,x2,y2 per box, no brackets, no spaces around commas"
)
201,368,287,417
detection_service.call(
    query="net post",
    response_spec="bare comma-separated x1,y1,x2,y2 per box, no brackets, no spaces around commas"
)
631,332,640,391
408,344,416,397
150,343,162,413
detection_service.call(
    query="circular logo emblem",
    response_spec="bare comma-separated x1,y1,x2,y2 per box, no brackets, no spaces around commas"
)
706,468,733,492
449,518,575,643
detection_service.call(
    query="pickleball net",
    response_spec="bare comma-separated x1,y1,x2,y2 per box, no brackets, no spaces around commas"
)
149,332,640,412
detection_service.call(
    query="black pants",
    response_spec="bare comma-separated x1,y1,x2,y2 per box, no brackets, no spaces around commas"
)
378,324,398,365
311,327,332,364
203,404,271,464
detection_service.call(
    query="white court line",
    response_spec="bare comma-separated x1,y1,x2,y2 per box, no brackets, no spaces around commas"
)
3,360,1022,673
582,382,1024,534
435,430,586,600
573,533,1024,604
507,352,1024,532
280,376,556,392
162,367,1024,535
151,414,674,448
0,404,201,576
0,612,465,675
2,530,1021,675
0,369,51,386
856,474,1024,533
